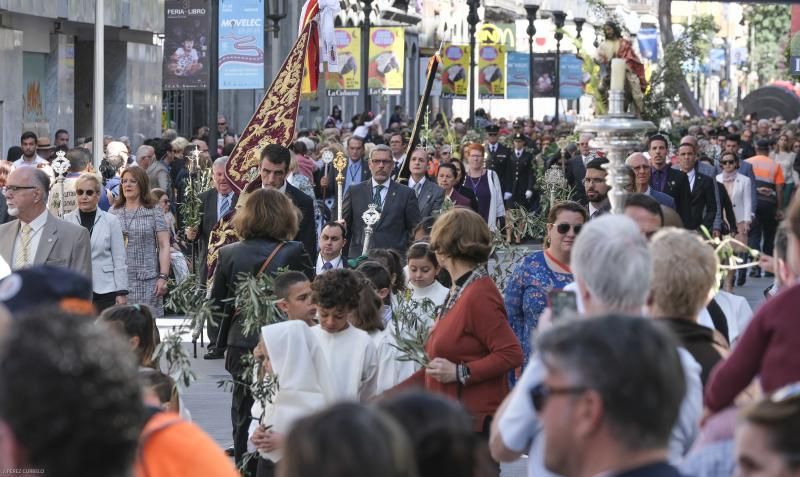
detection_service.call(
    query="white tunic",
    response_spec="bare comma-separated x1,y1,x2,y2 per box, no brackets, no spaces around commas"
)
369,328,416,394
311,324,378,402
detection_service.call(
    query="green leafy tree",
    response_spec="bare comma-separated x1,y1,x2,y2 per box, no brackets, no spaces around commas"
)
745,4,791,85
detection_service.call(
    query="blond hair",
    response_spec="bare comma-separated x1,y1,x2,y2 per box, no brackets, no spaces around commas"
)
649,228,719,319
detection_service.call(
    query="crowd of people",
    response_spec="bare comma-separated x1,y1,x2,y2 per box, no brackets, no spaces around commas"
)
1,109,800,477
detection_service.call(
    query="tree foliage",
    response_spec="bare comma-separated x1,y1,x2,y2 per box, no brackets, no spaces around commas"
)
744,4,791,85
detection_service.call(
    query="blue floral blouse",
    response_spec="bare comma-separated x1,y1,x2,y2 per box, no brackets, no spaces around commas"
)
503,250,573,368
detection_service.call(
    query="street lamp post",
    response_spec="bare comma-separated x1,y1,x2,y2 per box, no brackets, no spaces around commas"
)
523,1,540,120
467,0,480,127
361,0,374,114
552,10,566,124
574,18,585,115
266,0,289,84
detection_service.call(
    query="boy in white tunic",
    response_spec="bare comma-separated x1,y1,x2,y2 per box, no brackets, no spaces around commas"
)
310,269,378,402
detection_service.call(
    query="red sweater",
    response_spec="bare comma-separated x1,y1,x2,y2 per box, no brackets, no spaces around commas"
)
705,283,800,411
401,276,524,431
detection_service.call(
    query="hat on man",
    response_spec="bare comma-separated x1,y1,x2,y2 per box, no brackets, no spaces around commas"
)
512,119,524,128
37,137,54,150
756,139,771,150
486,124,500,134
513,132,526,142
0,266,94,316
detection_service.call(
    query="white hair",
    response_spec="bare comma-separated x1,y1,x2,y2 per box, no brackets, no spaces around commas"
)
571,215,652,311
213,156,229,170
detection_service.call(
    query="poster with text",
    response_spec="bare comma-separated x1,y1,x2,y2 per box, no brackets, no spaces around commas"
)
559,55,584,100
164,0,209,90
219,0,264,90
326,28,361,96
532,53,556,98
441,44,470,99
478,44,505,99
506,51,529,99
368,27,405,95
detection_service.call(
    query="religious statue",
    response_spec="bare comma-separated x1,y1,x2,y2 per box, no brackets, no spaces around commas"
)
595,21,647,115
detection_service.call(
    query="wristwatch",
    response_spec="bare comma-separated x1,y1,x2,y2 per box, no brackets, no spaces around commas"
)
157,273,169,280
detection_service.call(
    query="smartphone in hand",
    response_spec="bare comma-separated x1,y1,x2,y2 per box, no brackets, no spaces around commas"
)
548,289,578,323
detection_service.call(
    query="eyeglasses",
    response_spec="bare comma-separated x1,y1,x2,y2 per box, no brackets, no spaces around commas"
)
529,383,588,413
555,223,582,235
583,177,606,185
218,122,226,126
720,160,736,166
75,189,96,196
4,185,37,193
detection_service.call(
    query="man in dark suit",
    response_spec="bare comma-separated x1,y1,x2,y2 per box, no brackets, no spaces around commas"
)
260,144,317,260
676,143,717,232
339,145,421,258
407,148,444,218
584,158,611,219
321,136,371,208
504,133,536,209
565,133,596,205
184,156,238,358
485,124,511,180
648,134,692,225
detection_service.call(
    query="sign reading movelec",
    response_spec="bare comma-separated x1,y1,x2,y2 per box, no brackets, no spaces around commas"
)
164,0,210,90
219,0,265,90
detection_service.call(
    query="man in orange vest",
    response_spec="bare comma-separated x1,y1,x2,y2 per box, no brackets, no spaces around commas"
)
746,139,785,276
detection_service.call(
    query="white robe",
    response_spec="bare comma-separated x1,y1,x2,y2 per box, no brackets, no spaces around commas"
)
249,321,335,462
369,328,416,394
311,324,378,402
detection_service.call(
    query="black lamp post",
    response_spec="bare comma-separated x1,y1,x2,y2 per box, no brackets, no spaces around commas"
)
361,0,374,114
524,2,539,120
552,10,566,124
574,18,585,115
266,0,289,38
467,0,480,127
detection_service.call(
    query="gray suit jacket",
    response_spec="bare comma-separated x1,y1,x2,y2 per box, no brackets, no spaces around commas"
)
340,180,421,258
0,212,92,281
64,209,128,294
415,179,445,219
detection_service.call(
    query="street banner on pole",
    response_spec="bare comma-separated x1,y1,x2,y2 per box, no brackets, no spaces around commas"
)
326,28,361,96
559,54,583,100
637,28,659,62
532,53,556,98
441,44,470,99
478,44,505,99
368,27,405,95
163,0,210,90
219,0,264,90
506,51,529,100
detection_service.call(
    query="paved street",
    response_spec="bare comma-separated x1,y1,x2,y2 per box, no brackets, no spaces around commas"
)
160,276,771,477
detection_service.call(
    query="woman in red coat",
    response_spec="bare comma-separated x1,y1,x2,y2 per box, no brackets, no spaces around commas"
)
400,208,523,445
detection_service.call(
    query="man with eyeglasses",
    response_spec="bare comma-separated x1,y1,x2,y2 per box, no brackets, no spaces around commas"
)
625,153,676,210
491,215,704,476
0,167,91,279
338,145,420,258
532,315,686,477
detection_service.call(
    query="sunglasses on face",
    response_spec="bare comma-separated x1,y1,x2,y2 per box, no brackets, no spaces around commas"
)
529,383,587,413
555,223,582,235
76,189,97,196
720,160,736,166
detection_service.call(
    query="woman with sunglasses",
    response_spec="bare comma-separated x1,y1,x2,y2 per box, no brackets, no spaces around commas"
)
503,201,587,371
716,152,753,289
64,173,129,312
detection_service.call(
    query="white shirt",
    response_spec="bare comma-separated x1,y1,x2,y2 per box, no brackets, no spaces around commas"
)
315,254,343,275
12,155,49,168
371,178,390,205
0,255,10,280
369,327,416,394
408,176,426,194
263,181,288,194
588,202,603,218
687,169,696,192
12,209,49,269
311,324,378,402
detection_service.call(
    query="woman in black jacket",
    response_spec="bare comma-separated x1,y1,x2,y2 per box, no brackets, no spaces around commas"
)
210,187,312,472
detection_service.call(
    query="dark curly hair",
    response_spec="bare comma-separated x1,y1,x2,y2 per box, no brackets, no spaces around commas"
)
311,268,362,311
0,308,144,477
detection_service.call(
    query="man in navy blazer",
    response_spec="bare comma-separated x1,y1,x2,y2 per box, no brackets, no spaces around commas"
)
647,135,692,225
626,153,677,210
338,145,421,258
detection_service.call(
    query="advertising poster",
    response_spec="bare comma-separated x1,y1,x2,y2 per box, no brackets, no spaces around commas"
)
559,55,584,100
478,44,505,99
368,27,405,95
532,53,556,98
637,28,659,62
164,0,209,90
441,44,470,99
326,28,361,96
219,0,264,90
419,56,443,97
506,51,529,100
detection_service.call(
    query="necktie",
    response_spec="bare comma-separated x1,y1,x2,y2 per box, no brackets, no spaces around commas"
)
373,184,384,209
219,194,231,218
491,145,496,154
14,224,32,270
323,261,333,271
414,182,422,197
